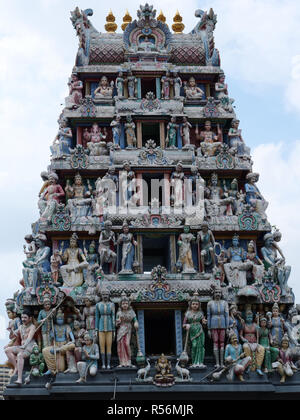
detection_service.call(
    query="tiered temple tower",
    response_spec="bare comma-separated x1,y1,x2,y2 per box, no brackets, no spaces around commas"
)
3,5,300,400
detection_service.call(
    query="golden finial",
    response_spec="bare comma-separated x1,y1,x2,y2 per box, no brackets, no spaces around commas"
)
121,10,132,31
157,10,166,24
172,10,185,34
105,10,118,33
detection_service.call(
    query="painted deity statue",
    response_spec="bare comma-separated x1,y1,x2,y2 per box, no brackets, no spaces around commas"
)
110,115,122,148
37,298,54,349
228,304,243,341
116,294,139,367
228,119,249,157
51,250,62,285
5,310,37,386
207,288,229,368
205,173,234,217
127,71,137,99
196,121,222,157
180,117,193,149
173,72,182,98
80,297,96,341
215,73,234,112
224,234,253,289
51,119,73,159
76,333,99,383
246,240,264,285
125,115,137,149
83,241,99,294
170,162,185,206
197,222,216,273
23,234,36,267
184,77,204,100
161,71,173,100
183,294,207,368
240,311,265,376
224,334,251,382
166,117,179,148
86,123,108,156
115,71,125,98
245,172,268,222
155,354,173,381
102,166,119,208
188,165,204,207
73,320,86,363
60,233,89,288
95,290,115,369
98,221,117,274
177,225,196,274
257,317,279,373
273,335,297,383
38,173,65,224
65,72,83,109
261,233,291,297
121,161,137,204
138,35,157,52
22,234,51,296
65,173,93,222
4,300,21,349
117,222,137,274
94,76,114,99
267,303,286,348
43,309,77,375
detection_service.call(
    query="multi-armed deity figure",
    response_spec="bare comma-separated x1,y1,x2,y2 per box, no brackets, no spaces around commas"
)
95,290,115,369
98,220,117,274
60,233,89,288
51,118,73,159
65,173,93,222
207,287,229,368
65,72,83,109
116,294,139,368
224,234,253,288
205,173,234,217
195,120,222,157
38,173,65,225
85,123,108,156
183,293,207,368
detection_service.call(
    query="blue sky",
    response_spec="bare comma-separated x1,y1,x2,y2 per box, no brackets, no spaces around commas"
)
0,0,300,362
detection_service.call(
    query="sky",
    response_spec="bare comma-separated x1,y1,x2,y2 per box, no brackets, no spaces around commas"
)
0,0,300,362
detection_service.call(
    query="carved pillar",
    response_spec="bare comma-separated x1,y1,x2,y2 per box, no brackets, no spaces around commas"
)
160,121,165,149
85,81,91,96
77,127,82,146
120,123,126,149
137,310,145,355
137,234,143,274
170,234,177,273
164,173,170,208
137,121,143,148
205,84,210,98
177,126,182,149
175,310,183,357
156,77,161,99
137,78,142,99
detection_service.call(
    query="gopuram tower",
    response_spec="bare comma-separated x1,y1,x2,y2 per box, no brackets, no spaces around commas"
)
3,5,300,400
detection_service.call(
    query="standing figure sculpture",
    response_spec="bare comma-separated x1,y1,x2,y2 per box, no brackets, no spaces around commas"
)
5,309,37,386
37,298,54,349
273,334,297,383
197,221,216,273
161,71,173,100
177,225,196,274
173,72,182,98
257,317,279,373
268,303,286,348
81,297,96,341
110,115,122,148
224,234,252,289
125,115,137,149
60,233,89,288
228,119,249,157
115,71,125,97
5,300,21,349
43,309,77,376
180,117,193,149
183,293,207,368
65,173,92,222
207,288,229,368
76,333,99,383
127,71,137,99
95,290,115,369
117,222,137,274
98,221,117,274
166,117,179,148
116,294,139,367
240,311,265,376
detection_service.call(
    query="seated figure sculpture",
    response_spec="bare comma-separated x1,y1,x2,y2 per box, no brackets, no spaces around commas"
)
65,72,83,109
65,173,93,223
205,173,234,217
184,77,204,100
261,233,291,297
245,172,268,223
85,123,108,156
51,119,73,159
227,119,250,157
38,173,65,225
224,234,253,288
215,73,234,112
60,233,89,288
94,76,114,99
195,121,222,157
